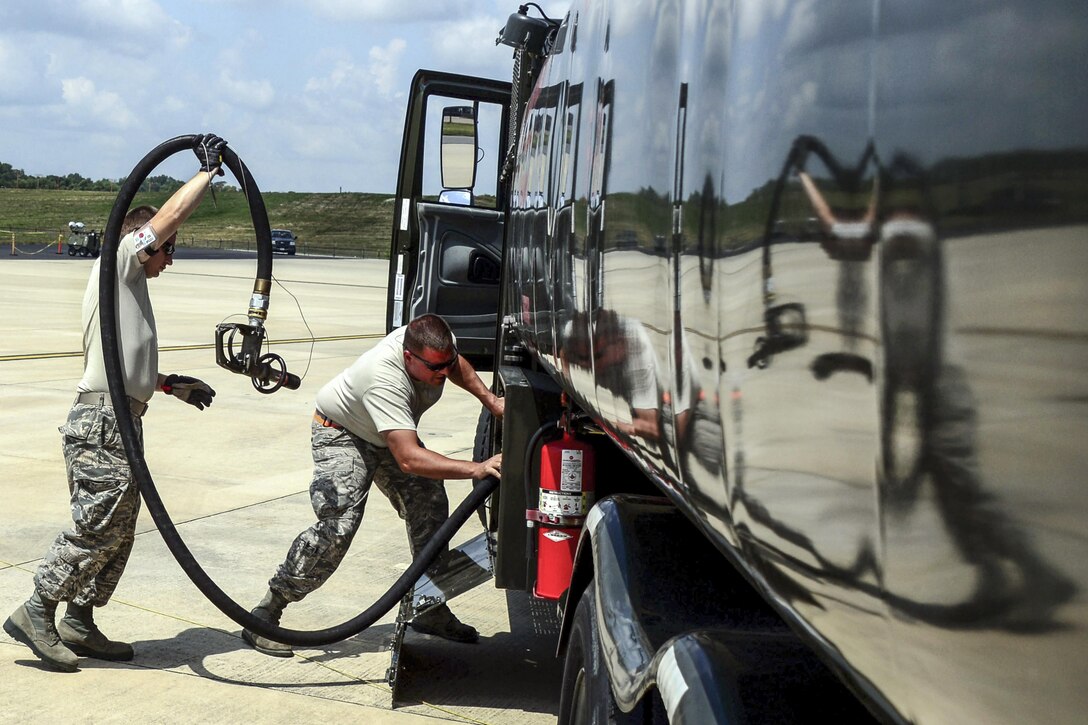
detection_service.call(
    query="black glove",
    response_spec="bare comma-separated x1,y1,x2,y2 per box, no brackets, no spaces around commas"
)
162,374,216,410
193,133,227,176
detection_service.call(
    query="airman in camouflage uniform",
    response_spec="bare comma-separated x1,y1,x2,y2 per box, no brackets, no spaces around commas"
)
242,314,503,657
35,405,144,608
268,423,451,602
3,135,225,673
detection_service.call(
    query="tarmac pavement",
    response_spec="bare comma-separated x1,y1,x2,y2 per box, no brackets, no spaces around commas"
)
0,251,562,724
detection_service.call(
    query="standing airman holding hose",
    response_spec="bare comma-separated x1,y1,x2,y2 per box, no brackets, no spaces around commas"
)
3,134,226,672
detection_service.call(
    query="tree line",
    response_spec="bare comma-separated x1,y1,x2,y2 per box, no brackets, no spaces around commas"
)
0,161,185,193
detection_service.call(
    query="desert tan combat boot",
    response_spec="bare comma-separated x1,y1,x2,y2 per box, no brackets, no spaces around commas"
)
242,589,294,657
58,603,134,661
3,591,80,672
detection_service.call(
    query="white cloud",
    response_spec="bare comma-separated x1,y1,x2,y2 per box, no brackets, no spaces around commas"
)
0,38,49,103
304,58,359,94
160,95,188,115
60,77,135,129
0,0,190,54
429,16,509,74
301,38,406,100
738,0,789,41
310,0,474,23
218,72,276,110
0,0,572,191
368,38,408,96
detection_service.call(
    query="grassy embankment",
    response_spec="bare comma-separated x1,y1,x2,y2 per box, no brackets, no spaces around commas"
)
0,187,396,258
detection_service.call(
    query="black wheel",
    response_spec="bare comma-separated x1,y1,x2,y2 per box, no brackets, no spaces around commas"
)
472,407,496,462
559,588,652,725
288,249,296,256
472,407,496,530
559,587,608,725
67,247,76,256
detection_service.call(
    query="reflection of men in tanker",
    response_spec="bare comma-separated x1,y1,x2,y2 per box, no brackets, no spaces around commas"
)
559,309,663,442
561,310,722,485
878,157,1074,631
591,310,663,441
672,328,726,482
795,143,878,381
738,140,1075,631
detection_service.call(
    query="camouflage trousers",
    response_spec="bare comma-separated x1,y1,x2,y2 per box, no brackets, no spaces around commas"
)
34,403,143,606
269,420,449,602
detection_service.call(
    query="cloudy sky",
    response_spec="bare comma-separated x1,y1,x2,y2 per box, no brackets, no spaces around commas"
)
0,0,567,192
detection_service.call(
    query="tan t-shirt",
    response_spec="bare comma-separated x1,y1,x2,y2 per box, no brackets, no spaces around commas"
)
314,326,444,446
77,231,158,403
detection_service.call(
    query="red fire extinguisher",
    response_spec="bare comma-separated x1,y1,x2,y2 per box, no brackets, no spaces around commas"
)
532,431,595,600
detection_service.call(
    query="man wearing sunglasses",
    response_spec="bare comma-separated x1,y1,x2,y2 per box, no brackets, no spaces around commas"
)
243,313,504,656
4,134,225,673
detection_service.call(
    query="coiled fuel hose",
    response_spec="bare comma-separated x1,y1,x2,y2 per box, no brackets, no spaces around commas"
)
100,134,498,646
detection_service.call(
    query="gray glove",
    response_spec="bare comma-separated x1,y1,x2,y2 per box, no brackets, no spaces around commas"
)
193,133,227,176
162,374,216,410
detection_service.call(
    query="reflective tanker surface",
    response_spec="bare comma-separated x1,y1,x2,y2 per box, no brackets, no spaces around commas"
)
505,0,1088,721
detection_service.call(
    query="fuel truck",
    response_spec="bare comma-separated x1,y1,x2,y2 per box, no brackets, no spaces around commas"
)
385,2,1088,722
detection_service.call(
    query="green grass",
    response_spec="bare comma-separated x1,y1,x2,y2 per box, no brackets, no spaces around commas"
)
0,188,397,258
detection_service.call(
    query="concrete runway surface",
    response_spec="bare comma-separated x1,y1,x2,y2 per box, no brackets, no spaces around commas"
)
0,251,562,724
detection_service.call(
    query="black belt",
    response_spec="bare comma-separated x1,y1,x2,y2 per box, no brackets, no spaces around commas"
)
75,392,148,417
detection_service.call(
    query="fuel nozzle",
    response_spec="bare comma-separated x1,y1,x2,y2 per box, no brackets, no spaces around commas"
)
215,321,300,394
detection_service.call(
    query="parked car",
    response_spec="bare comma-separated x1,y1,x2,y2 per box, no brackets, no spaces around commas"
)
271,228,297,255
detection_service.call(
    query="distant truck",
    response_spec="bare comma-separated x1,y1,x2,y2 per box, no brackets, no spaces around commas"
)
387,3,1087,723
270,228,297,255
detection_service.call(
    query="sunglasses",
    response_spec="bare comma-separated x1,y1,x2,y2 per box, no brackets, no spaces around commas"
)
406,347,458,372
150,239,176,256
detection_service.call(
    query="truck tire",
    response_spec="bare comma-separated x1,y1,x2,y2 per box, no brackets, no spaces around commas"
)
559,588,652,725
472,407,495,530
559,587,610,725
473,407,494,462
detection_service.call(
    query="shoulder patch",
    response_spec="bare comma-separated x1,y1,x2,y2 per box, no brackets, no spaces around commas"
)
133,223,158,253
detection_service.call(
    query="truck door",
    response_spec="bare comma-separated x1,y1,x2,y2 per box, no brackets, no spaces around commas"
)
386,71,511,368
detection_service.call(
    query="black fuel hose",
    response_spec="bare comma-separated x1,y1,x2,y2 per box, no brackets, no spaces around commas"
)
100,135,497,645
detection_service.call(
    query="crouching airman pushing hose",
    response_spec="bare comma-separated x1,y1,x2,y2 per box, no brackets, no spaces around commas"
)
3,134,226,672
243,314,504,656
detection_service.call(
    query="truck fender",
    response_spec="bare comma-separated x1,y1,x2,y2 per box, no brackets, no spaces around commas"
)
557,494,730,717
556,495,870,722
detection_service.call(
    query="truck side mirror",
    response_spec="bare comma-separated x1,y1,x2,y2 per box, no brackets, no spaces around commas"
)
440,105,478,193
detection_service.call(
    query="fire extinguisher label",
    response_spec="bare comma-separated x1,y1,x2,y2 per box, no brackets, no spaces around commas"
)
540,489,586,516
560,449,583,492
543,529,574,543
